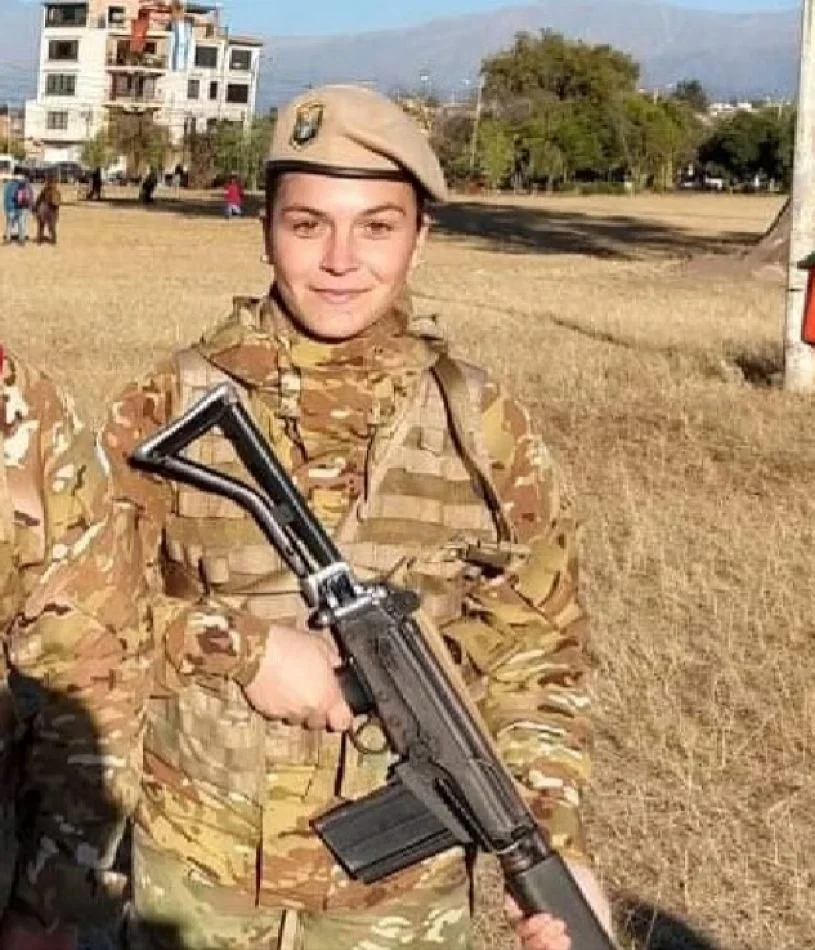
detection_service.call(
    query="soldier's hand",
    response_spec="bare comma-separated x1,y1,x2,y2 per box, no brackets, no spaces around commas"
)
505,899,571,950
0,911,78,950
504,860,613,950
243,625,353,731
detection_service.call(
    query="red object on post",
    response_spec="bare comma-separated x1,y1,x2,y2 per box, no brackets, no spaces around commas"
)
130,10,150,54
800,252,815,344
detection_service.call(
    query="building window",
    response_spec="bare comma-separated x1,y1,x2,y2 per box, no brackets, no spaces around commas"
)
45,4,87,27
209,81,218,101
108,5,126,27
111,74,129,97
187,79,200,101
229,49,252,72
47,111,69,131
226,83,249,105
48,40,79,62
46,74,77,96
195,45,218,70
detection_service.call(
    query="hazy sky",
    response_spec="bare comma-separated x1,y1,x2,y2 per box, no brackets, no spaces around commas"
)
221,0,799,35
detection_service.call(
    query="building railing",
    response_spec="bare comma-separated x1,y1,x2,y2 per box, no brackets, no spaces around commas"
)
106,53,169,70
107,90,162,106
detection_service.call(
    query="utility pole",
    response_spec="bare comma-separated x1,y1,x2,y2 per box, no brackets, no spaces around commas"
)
784,0,815,390
468,75,485,174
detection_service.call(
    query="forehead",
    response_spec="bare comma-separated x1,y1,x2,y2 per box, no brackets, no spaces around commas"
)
274,172,417,214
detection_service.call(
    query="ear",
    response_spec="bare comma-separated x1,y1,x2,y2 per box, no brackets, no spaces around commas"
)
409,212,432,272
259,208,272,265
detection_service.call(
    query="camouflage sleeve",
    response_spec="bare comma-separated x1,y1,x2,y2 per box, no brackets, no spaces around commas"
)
442,381,593,866
99,367,269,691
1,350,109,614
7,366,267,927
0,350,113,917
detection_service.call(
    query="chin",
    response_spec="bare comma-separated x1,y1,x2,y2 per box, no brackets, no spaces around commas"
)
299,301,381,341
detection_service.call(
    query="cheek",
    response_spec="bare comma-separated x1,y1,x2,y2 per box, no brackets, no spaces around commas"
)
271,234,322,284
362,235,418,282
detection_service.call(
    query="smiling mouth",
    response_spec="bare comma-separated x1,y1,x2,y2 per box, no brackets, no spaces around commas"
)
312,289,370,305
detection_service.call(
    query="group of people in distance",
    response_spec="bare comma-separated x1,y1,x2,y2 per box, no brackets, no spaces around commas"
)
2,170,60,246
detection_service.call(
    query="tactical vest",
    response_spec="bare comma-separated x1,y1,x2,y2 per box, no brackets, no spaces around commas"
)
138,304,514,911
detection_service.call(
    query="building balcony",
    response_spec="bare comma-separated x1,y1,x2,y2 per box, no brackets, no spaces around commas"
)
105,92,162,111
107,53,169,72
107,25,168,38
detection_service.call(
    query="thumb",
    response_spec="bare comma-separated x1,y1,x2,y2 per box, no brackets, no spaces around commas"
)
504,895,523,923
314,629,343,667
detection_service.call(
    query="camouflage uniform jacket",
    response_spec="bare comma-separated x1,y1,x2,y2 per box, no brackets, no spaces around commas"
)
0,347,111,913
9,295,594,926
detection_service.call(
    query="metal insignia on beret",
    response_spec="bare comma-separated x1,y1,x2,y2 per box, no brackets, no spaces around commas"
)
291,102,324,148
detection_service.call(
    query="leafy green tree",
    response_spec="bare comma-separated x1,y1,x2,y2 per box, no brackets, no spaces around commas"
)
483,30,639,107
617,95,702,189
477,30,642,188
673,79,709,114
698,107,795,187
81,130,114,170
430,111,474,184
477,118,514,189
108,112,169,176
212,116,276,189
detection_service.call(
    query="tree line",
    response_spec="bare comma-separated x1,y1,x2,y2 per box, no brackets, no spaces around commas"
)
430,30,795,194
76,29,794,196
81,112,276,189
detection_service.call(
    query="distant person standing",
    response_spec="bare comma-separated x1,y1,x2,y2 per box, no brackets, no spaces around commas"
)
13,173,33,244
2,174,20,244
139,167,158,205
224,172,243,217
34,174,61,245
88,167,103,201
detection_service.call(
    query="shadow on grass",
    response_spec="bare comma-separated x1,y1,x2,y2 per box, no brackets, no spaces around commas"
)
85,192,758,262
433,201,759,261
98,192,264,222
730,349,784,388
618,898,723,950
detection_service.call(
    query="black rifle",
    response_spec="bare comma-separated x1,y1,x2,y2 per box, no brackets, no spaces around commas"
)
130,382,614,948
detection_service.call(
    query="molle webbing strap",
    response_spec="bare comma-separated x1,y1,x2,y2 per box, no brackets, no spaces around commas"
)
430,354,515,545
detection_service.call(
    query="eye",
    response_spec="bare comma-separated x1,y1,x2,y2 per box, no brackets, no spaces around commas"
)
362,220,396,238
290,218,322,237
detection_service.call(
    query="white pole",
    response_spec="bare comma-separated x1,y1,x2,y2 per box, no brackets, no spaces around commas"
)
784,0,815,390
468,76,485,174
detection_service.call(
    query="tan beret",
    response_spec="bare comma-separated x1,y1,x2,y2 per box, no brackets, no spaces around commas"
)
267,84,448,202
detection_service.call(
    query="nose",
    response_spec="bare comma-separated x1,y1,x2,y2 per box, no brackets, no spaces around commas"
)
321,227,359,276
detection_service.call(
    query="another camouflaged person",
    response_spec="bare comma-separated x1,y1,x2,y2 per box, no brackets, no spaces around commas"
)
6,86,612,950
0,347,110,924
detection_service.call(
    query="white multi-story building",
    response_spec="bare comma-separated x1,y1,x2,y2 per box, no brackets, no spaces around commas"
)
25,0,263,165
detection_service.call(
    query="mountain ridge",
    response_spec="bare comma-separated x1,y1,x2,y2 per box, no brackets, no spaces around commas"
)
0,1,802,108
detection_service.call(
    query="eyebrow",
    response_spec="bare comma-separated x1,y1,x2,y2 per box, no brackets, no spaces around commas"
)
280,203,408,218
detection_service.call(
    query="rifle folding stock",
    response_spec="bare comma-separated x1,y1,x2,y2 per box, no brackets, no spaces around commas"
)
130,382,614,949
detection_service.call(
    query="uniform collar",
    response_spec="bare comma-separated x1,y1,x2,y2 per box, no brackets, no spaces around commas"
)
199,288,440,390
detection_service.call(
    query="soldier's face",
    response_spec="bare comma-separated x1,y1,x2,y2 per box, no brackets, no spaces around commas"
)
267,173,428,341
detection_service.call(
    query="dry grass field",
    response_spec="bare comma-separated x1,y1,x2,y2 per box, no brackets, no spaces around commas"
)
1,189,812,950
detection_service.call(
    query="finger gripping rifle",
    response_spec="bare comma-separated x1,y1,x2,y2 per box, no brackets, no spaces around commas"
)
130,382,614,948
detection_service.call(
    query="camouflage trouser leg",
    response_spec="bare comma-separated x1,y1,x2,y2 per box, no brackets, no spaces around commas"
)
128,835,472,950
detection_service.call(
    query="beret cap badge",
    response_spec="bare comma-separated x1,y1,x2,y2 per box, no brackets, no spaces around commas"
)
291,102,324,148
